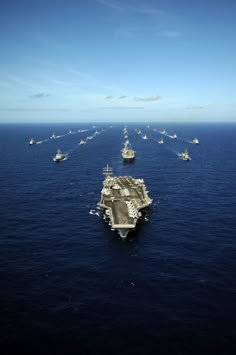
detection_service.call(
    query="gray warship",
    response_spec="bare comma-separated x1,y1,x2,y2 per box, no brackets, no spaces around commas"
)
122,142,135,161
98,165,153,238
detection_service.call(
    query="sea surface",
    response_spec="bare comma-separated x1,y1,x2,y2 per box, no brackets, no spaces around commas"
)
0,122,236,355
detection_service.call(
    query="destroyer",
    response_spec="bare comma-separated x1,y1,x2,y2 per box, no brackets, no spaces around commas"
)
98,165,152,239
29,138,36,145
53,149,67,162
179,149,191,161
50,133,57,139
192,137,199,144
158,138,164,144
160,129,167,134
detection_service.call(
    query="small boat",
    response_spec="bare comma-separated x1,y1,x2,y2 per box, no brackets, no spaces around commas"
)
158,138,164,144
68,130,72,134
79,139,86,145
143,134,148,140
172,133,177,139
179,149,191,161
53,149,67,162
137,130,142,135
29,138,36,145
50,133,57,139
192,138,199,144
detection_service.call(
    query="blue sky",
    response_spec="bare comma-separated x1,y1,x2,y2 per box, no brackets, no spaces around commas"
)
0,0,235,123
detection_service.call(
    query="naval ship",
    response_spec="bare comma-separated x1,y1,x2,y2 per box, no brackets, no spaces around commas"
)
122,142,135,161
29,138,36,145
192,137,199,144
53,149,67,162
179,149,191,161
98,165,153,239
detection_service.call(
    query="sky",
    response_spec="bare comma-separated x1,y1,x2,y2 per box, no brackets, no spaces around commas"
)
0,0,236,123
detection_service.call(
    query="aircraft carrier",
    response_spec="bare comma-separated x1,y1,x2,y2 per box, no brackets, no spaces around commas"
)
98,165,153,238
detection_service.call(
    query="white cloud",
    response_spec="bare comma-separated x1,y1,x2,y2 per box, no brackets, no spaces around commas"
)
134,93,161,102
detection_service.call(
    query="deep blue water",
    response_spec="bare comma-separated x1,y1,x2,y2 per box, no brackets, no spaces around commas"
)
0,122,236,355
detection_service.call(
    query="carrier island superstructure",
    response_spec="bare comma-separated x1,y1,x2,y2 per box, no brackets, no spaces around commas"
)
98,165,153,238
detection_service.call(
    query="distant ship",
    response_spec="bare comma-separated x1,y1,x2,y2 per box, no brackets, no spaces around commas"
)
137,130,142,135
53,149,67,162
158,138,164,144
50,133,57,139
143,134,148,140
172,133,177,139
29,138,36,145
179,149,191,161
192,138,199,144
99,165,152,239
68,130,72,134
161,129,167,134
122,143,135,161
86,136,92,140
79,139,86,145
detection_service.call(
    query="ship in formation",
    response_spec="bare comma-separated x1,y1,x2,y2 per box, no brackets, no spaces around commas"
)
98,165,152,239
50,133,57,139
28,126,200,238
29,138,36,145
192,137,199,144
53,149,67,162
179,149,191,161
122,142,135,161
160,129,167,134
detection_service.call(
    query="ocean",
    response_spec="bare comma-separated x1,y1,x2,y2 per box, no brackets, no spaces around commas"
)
0,122,236,355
